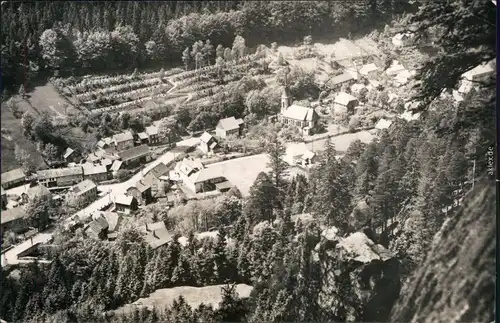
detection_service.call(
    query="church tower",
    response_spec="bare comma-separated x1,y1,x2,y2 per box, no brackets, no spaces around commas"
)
281,86,292,113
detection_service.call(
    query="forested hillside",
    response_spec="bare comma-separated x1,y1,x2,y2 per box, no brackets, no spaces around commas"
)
1,1,415,94
0,0,496,322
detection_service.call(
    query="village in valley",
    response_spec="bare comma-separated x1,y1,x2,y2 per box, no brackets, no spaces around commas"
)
2,27,494,266
0,1,496,321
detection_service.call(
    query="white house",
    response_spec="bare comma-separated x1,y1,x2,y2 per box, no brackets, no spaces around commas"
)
392,33,414,48
332,92,359,115
284,143,316,167
216,117,244,138
359,63,380,78
198,132,219,154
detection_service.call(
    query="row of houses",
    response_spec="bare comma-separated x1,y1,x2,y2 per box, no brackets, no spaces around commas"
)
98,126,162,152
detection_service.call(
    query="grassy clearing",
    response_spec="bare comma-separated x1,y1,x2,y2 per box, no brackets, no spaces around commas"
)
115,284,253,314
205,153,271,197
1,105,46,173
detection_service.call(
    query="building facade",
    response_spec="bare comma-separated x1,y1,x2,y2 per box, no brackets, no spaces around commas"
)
37,167,84,188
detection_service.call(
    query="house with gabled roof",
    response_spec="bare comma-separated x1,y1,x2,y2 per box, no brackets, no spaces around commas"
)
114,194,138,214
216,117,244,138
198,132,219,154
118,145,151,168
127,180,152,205
173,157,229,193
82,163,109,182
113,131,134,151
143,162,169,197
67,179,98,207
332,92,359,116
145,125,160,145
284,143,317,167
359,63,380,78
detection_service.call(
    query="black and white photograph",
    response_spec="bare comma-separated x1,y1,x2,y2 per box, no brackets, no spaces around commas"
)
0,1,496,322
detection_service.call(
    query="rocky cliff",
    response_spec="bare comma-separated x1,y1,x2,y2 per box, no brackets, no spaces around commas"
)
313,227,401,322
390,179,495,323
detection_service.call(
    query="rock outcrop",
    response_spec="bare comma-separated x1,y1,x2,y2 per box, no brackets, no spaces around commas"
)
390,179,495,323
314,227,401,322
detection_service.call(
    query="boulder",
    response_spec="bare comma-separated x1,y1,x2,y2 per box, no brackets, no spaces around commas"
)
314,228,401,322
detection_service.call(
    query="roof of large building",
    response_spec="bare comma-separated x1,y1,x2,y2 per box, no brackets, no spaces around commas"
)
188,168,225,184
118,145,150,162
145,126,159,136
334,92,358,106
217,117,244,132
82,163,107,175
37,167,83,180
113,131,134,143
200,132,215,144
329,73,355,86
1,207,27,224
281,105,319,122
70,179,97,196
1,168,25,184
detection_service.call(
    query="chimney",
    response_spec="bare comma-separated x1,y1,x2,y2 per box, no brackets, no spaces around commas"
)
153,230,158,239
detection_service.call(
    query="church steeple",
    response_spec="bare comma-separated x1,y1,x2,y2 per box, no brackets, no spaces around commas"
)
281,85,292,113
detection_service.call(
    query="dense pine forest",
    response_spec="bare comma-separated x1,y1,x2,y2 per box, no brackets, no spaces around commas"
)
1,1,415,94
0,0,496,322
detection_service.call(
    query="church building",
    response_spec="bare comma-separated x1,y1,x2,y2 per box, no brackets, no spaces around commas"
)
278,86,319,135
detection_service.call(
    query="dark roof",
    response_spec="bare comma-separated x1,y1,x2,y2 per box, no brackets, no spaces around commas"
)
148,163,169,179
118,145,150,162
1,168,25,184
1,207,27,224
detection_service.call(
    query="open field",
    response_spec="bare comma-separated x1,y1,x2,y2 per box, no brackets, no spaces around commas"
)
114,284,253,315
28,84,81,117
206,153,271,196
1,104,46,173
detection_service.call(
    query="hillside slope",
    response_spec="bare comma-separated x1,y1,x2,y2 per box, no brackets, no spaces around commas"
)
390,177,495,323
